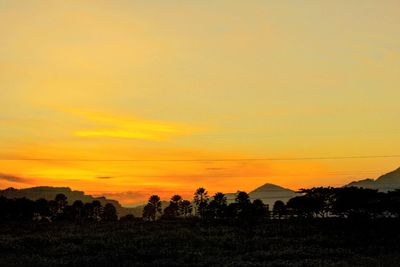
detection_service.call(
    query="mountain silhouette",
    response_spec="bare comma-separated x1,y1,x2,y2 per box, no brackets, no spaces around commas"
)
347,167,400,191
249,183,299,207
224,183,299,208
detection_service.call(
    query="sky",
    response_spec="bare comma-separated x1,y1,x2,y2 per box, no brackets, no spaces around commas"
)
1,0,400,206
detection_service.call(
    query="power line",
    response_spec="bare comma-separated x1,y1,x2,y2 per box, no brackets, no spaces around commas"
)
0,154,399,162
44,173,386,178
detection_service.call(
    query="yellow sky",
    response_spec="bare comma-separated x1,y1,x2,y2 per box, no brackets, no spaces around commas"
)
1,1,400,205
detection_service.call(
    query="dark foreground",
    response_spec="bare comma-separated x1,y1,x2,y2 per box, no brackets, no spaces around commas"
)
0,219,399,267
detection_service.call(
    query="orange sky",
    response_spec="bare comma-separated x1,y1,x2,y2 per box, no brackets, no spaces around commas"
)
1,1,400,206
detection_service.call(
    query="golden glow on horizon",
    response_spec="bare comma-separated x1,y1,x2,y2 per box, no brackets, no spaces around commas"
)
1,1,400,205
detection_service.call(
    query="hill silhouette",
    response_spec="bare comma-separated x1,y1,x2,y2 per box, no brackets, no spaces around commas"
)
347,167,400,191
223,183,298,208
249,183,299,207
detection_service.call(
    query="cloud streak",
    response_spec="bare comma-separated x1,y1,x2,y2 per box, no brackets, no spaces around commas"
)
70,110,200,141
96,176,114,179
0,173,29,183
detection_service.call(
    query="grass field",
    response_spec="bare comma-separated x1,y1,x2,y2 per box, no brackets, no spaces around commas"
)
0,219,399,267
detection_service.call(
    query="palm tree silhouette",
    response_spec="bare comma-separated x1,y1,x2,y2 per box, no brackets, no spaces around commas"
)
208,192,227,220
143,195,162,221
235,191,252,220
194,187,209,218
180,200,193,218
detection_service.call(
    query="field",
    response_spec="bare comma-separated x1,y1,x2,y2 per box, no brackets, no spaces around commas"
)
0,219,399,267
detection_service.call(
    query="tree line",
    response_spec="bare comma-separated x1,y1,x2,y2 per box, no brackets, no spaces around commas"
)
0,186,399,223
142,187,400,221
0,194,118,223
142,188,270,222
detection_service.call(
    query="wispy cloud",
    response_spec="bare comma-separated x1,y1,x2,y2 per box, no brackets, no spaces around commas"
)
96,176,114,179
205,167,225,171
69,110,200,141
0,173,29,183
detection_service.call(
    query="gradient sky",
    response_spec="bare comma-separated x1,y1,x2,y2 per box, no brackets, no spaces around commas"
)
1,1,400,206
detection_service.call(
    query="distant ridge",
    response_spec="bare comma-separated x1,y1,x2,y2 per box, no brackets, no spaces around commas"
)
346,167,400,192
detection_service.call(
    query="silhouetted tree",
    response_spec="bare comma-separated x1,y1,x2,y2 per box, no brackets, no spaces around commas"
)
0,196,8,222
15,198,35,221
71,200,84,221
180,200,193,218
92,200,102,221
163,195,183,219
171,195,182,204
287,196,314,218
143,195,162,221
236,191,250,205
35,198,51,218
194,188,209,219
48,200,59,219
55,194,68,214
332,187,379,219
273,200,286,219
143,204,153,221
298,187,335,218
162,205,175,219
49,194,69,221
83,202,94,221
235,191,252,221
207,192,227,220
225,203,239,220
102,203,118,222
387,190,400,218
252,199,269,221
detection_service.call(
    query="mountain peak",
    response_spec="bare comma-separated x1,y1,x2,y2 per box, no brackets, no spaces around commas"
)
376,167,400,184
250,183,289,193
247,182,298,207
